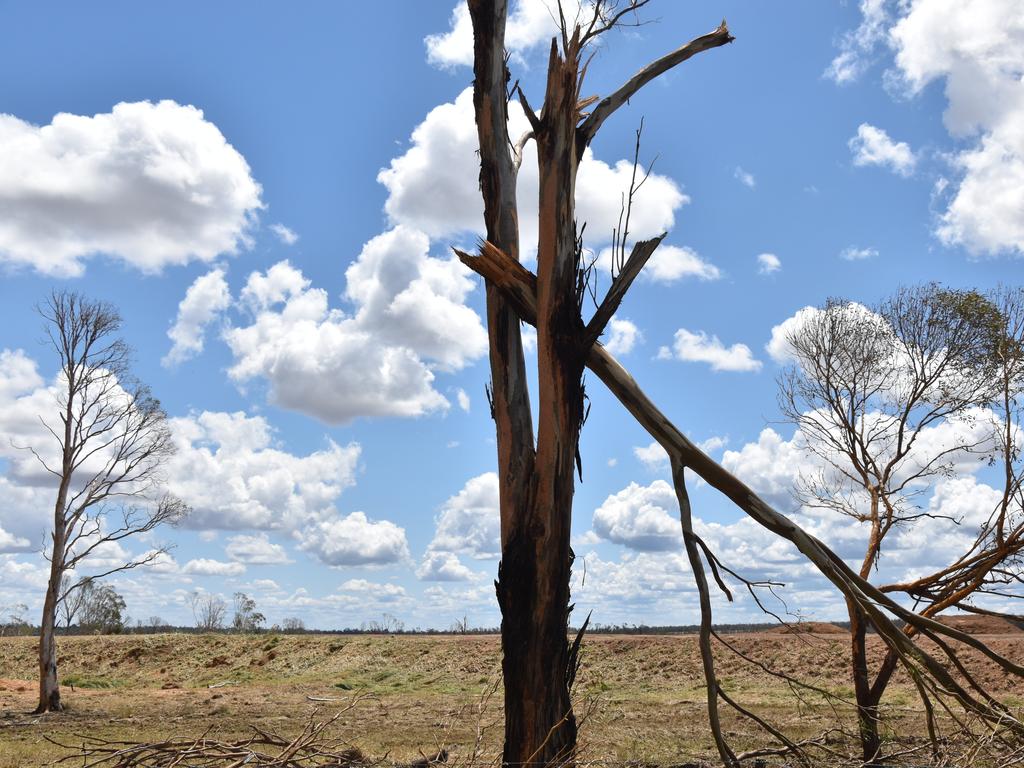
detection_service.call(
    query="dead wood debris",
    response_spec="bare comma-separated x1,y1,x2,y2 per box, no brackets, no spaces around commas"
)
47,706,373,767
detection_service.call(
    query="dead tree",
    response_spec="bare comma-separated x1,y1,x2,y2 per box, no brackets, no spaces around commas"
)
776,286,1008,762
28,291,187,713
464,4,1024,765
460,241,1024,766
465,2,732,764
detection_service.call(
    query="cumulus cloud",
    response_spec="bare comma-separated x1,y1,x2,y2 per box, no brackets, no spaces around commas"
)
163,267,231,366
225,533,292,565
0,524,30,554
0,100,262,276
757,253,781,275
849,123,917,176
833,0,1024,256
424,472,500,560
166,410,360,531
225,229,486,424
603,317,642,356
892,0,1024,255
425,0,591,69
596,244,720,284
378,88,689,255
592,480,682,552
183,558,246,577
633,441,669,471
418,552,478,582
298,512,410,567
340,579,409,600
455,388,471,412
663,329,762,372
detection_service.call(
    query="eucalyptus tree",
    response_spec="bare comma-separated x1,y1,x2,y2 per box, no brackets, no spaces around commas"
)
776,285,1024,762
29,291,187,713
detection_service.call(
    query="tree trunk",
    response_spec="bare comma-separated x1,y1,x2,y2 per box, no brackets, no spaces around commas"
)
36,542,64,713
497,33,585,768
847,601,881,764
467,2,574,765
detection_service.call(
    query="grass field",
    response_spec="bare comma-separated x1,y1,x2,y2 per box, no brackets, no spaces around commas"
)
1,628,1022,766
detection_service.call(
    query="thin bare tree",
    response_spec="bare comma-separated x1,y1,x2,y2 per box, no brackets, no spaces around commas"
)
191,591,227,631
27,290,187,713
773,286,1024,761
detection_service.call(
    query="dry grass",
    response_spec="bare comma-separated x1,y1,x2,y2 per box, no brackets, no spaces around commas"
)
1,630,1022,767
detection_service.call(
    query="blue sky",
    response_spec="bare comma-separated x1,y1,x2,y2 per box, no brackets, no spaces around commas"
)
0,0,1021,630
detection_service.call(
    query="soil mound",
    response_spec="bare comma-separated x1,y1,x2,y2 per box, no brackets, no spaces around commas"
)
936,614,1022,635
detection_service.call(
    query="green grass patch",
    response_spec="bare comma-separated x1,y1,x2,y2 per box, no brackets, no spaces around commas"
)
63,674,123,689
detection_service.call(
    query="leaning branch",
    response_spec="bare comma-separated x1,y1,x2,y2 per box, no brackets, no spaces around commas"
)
576,20,734,154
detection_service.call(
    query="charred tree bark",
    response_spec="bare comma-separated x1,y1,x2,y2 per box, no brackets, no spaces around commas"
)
497,35,589,768
467,2,565,765
466,7,732,765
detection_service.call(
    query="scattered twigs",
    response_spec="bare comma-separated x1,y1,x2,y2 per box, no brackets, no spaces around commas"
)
47,702,372,767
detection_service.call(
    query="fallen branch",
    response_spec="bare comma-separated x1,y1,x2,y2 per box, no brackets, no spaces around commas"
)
48,702,371,767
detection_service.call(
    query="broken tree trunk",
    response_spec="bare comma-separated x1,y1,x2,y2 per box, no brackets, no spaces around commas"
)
455,241,1024,745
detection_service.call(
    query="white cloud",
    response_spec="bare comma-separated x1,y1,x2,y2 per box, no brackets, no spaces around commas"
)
378,88,688,255
849,123,917,176
765,305,818,364
834,0,1024,256
418,552,478,582
424,472,500,560
163,267,231,366
0,524,30,554
698,435,729,454
825,0,891,84
597,244,720,284
603,317,642,356
840,245,879,261
734,166,756,188
225,533,292,565
167,410,360,531
183,558,246,577
757,253,781,275
722,427,809,513
592,480,682,552
898,0,1024,258
666,329,762,372
344,226,487,370
269,223,298,245
425,0,591,69
225,229,487,424
0,101,262,276
298,512,410,567
456,388,471,412
633,441,669,471
340,579,409,600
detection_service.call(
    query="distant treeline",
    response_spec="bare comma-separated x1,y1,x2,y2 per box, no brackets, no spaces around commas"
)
9,617,1021,638
4,620,856,637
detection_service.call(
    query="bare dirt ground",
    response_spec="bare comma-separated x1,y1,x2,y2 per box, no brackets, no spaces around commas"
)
1,630,1022,766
